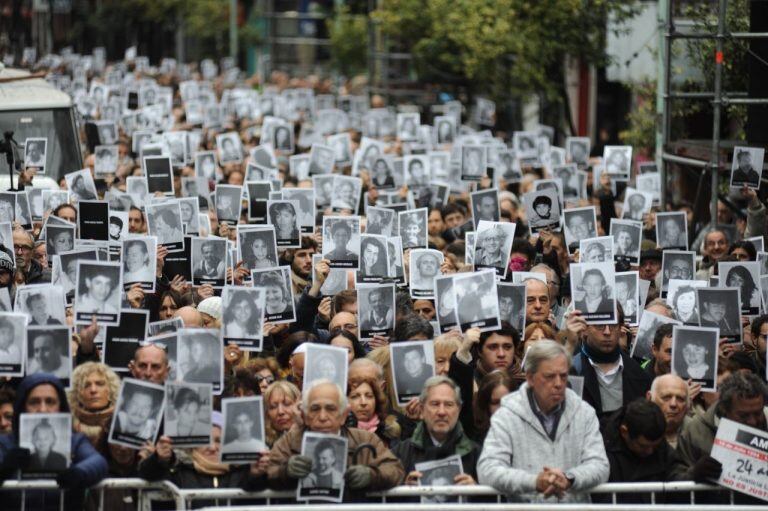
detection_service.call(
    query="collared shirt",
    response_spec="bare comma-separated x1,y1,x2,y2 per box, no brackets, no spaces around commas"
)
527,388,564,440
587,355,624,386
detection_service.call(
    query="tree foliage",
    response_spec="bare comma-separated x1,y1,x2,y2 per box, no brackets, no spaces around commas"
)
327,6,369,77
372,0,640,102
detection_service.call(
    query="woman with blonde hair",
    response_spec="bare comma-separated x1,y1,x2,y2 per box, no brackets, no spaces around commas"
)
68,362,122,454
434,332,462,376
263,380,300,447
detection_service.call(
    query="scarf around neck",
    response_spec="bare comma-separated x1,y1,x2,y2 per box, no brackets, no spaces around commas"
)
581,342,622,364
356,414,380,433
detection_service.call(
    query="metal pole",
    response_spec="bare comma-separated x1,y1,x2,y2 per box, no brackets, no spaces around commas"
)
710,0,726,225
657,0,671,210
229,0,238,62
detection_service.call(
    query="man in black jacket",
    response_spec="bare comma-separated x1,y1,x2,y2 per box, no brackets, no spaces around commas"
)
567,304,652,418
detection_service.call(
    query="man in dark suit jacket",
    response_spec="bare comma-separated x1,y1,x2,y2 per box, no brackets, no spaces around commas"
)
564,304,652,419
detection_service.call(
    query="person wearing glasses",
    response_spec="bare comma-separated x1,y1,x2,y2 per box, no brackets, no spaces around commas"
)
565,305,652,419
12,229,50,286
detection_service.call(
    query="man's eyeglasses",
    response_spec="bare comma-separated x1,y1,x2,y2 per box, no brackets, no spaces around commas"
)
14,244,32,252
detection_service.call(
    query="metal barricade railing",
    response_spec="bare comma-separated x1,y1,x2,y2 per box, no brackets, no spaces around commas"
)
0,479,753,510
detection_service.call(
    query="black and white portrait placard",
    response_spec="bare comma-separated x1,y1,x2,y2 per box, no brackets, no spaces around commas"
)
328,132,353,167
238,225,278,273
246,181,272,223
15,285,66,326
434,115,456,145
404,155,431,189
19,413,70,477
524,189,561,234
388,236,406,284
566,137,590,167
697,287,742,344
552,164,581,201
745,236,764,254
146,202,184,251
563,207,597,252
104,309,149,372
221,396,268,463
497,282,526,333
636,173,661,206
27,188,44,222
719,261,761,316
666,279,707,325
0,312,27,376
65,169,98,202
74,260,122,325
221,286,265,351
109,378,165,448
78,200,110,241
461,144,487,182
358,284,395,341
297,432,348,503
148,317,183,337
41,190,67,218
570,262,617,325
143,156,175,195
177,328,224,394
671,325,719,392
215,184,243,224
282,188,315,234
24,137,47,169
358,234,390,283
391,340,435,405
191,237,227,287
398,208,428,250
179,197,201,236
632,310,682,360
396,112,420,142
290,154,311,181
470,188,500,228
312,175,335,209
94,144,118,175
435,275,459,334
312,254,347,296
45,224,75,260
195,151,219,181
26,326,70,381
271,123,295,153
303,343,349,394
415,455,464,504
579,236,614,263
251,266,296,324
365,207,395,237
330,176,361,214
661,250,696,295
474,221,515,278
453,269,501,332
322,216,361,269
308,143,335,175
762,275,768,314
164,381,213,447
622,187,653,222
730,146,765,189
615,271,640,326
656,211,688,250
409,249,443,299
603,145,633,176
216,132,243,164
369,155,397,190
610,218,642,264
267,200,301,247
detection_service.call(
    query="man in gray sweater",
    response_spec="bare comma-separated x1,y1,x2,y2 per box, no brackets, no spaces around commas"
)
477,340,609,503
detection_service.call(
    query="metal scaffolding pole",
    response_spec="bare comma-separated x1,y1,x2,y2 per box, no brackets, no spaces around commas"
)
710,0,726,225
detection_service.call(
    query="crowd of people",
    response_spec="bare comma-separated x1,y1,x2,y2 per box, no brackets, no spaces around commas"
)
0,49,766,510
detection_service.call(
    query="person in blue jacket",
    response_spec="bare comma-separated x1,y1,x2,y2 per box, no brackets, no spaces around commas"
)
0,373,108,511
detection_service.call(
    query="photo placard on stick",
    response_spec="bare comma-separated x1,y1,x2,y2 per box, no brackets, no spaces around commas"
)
358,284,395,341
390,341,435,405
251,266,296,324
221,396,268,463
671,325,719,392
221,286,265,351
164,381,213,447
109,378,165,449
570,262,617,325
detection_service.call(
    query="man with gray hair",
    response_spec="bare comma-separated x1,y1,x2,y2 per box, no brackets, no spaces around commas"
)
647,374,690,448
670,372,768,487
478,340,609,503
393,375,480,486
267,380,404,497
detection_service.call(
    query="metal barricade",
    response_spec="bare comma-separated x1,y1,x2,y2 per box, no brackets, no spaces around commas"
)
0,479,756,510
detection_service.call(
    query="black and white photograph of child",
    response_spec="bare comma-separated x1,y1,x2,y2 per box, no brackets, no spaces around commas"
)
164,381,213,447
730,146,765,189
74,261,122,325
671,325,719,392
524,189,561,234
238,226,278,271
221,287,265,350
109,378,164,448
19,413,71,476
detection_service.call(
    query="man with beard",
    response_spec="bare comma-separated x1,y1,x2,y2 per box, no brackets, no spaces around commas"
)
287,237,318,295
12,229,50,286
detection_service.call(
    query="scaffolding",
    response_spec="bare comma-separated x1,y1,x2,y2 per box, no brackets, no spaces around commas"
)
657,0,768,223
